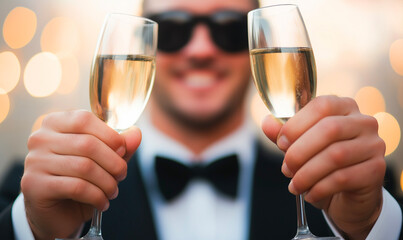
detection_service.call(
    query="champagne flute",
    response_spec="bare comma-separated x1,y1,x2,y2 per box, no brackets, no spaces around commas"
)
248,4,340,240
59,13,157,240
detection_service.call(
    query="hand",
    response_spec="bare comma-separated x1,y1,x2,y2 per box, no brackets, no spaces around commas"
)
262,95,386,240
21,110,142,240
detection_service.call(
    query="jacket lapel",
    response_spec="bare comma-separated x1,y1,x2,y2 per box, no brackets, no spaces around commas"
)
248,142,333,240
101,153,158,240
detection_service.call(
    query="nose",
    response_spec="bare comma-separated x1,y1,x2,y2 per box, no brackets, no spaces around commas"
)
181,24,219,58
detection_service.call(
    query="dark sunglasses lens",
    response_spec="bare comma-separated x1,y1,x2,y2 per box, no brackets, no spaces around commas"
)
210,13,248,52
150,12,192,52
158,21,192,52
149,11,248,53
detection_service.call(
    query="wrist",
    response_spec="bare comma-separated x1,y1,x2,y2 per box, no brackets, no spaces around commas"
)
330,192,383,240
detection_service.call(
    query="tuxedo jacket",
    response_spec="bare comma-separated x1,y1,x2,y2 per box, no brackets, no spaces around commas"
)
0,142,401,239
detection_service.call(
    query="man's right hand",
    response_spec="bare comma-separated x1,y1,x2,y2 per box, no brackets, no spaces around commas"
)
20,110,142,240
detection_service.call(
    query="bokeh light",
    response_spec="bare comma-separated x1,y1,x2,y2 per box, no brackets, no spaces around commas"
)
250,92,271,126
374,112,401,156
3,7,37,49
41,17,80,58
354,86,385,116
390,39,403,76
24,52,62,97
401,170,403,193
31,114,47,133
0,51,21,93
0,89,10,124
57,55,80,95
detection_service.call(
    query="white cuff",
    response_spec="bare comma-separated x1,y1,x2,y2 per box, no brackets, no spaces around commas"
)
11,193,85,239
323,188,402,240
12,193,35,240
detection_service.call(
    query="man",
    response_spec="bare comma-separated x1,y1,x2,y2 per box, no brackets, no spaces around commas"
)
0,0,402,239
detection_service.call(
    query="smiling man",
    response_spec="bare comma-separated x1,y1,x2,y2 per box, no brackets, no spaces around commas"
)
0,0,402,239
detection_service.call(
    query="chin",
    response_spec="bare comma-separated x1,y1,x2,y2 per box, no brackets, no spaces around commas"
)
169,104,237,131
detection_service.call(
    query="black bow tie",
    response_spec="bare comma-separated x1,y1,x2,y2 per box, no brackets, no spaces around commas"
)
155,154,240,202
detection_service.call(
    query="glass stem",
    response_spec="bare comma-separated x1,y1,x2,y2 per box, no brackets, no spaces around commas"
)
295,194,312,236
84,209,103,237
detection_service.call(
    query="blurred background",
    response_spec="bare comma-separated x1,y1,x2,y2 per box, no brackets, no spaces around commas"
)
0,0,402,197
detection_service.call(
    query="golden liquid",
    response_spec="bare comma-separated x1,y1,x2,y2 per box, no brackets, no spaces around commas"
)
250,47,316,122
90,54,155,131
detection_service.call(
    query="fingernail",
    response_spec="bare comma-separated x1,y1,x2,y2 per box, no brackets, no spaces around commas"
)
117,173,126,182
304,192,312,203
277,135,290,151
102,201,110,211
288,180,297,195
110,188,119,200
116,146,126,157
282,162,293,178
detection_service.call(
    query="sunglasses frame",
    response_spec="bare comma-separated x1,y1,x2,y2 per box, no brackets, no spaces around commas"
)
146,10,248,53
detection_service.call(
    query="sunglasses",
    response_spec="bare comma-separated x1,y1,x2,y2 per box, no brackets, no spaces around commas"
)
146,10,248,53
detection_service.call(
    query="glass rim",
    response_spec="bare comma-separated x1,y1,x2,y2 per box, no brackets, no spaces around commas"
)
106,12,157,25
248,4,298,15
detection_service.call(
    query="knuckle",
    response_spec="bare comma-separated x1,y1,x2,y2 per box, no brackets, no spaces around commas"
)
27,131,45,150
320,118,342,139
372,157,386,177
376,138,386,155
74,135,97,156
306,187,324,203
24,151,44,170
70,110,93,131
292,175,308,193
90,188,109,210
105,182,118,199
74,157,96,176
334,171,349,186
312,96,334,116
41,112,57,127
20,173,34,194
361,114,378,129
24,152,36,166
284,151,302,172
70,179,88,198
110,160,127,178
343,97,359,110
327,145,349,167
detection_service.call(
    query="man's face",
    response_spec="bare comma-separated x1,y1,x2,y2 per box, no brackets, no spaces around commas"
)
145,0,254,129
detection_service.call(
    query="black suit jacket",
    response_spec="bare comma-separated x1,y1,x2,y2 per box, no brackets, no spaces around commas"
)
0,143,402,239
97,142,333,239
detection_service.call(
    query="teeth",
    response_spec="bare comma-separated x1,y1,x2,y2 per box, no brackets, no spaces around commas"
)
185,75,214,88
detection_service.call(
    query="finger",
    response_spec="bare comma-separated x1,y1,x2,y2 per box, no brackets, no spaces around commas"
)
22,173,110,212
302,156,386,205
278,96,360,151
289,135,385,195
54,176,111,211
42,110,126,156
42,131,127,181
283,114,379,176
120,126,142,161
261,114,283,144
29,153,120,200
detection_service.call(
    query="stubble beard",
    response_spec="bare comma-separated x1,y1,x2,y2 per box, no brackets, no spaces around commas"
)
153,82,250,134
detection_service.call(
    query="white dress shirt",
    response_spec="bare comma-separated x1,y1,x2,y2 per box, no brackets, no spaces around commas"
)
138,117,256,240
11,117,403,239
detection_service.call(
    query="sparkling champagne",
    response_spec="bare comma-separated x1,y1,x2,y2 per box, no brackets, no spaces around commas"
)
250,47,316,122
90,54,155,131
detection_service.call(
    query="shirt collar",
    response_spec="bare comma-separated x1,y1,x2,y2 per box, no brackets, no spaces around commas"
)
137,115,255,166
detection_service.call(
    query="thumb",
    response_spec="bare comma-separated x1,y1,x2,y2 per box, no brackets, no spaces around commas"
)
120,126,142,161
261,114,283,145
